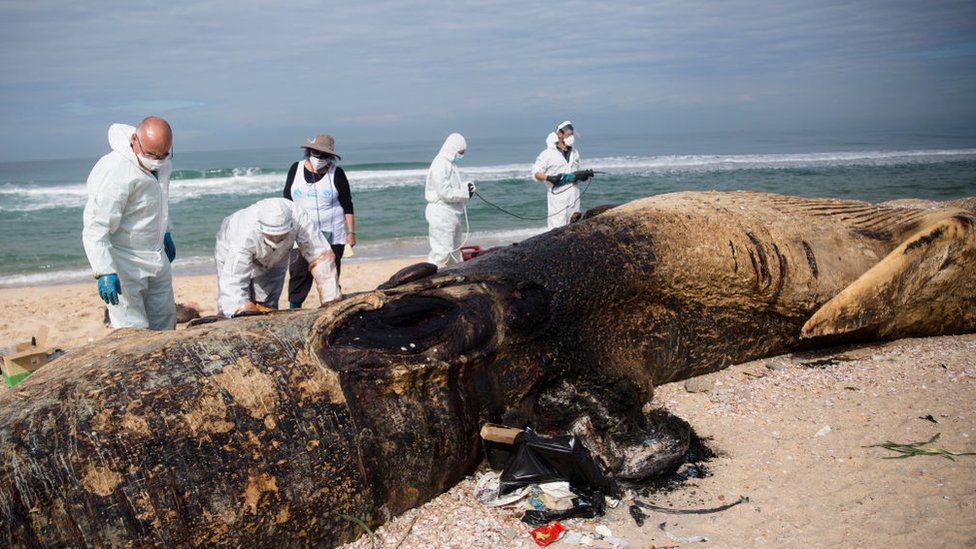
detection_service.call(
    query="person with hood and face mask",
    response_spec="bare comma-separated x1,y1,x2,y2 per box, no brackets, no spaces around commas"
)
82,117,177,330
214,198,340,317
425,133,475,267
533,121,582,230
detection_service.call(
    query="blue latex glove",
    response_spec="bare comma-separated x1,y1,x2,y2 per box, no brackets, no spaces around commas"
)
164,232,176,262
97,274,121,306
546,172,578,188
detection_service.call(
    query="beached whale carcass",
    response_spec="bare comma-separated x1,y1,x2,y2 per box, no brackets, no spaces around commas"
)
1,191,975,547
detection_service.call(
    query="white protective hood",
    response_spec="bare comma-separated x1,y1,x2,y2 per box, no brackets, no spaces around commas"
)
108,124,139,163
545,132,558,150
256,199,295,236
437,133,467,161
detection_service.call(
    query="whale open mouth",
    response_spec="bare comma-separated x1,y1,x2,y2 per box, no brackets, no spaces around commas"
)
317,280,550,374
327,295,463,355
320,292,497,373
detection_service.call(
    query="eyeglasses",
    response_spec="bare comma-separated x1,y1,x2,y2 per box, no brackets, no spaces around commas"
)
135,135,173,161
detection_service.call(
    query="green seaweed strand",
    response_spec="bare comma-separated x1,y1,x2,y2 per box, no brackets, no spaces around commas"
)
339,514,376,548
865,433,976,461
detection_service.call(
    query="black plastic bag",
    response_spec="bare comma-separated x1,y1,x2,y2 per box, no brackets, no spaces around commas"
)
496,428,612,525
499,428,611,495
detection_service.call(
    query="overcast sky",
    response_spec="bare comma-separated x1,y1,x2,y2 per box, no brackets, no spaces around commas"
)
0,0,974,161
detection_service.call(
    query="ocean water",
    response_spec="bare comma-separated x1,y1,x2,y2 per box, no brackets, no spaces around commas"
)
1,132,975,288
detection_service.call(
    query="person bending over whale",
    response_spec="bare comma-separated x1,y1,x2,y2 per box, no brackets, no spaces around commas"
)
214,198,340,316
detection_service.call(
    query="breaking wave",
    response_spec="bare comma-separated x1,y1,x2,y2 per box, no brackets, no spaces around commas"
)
2,149,974,213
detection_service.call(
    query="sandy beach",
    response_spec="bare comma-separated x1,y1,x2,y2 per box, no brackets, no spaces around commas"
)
0,257,423,352
2,258,974,547
343,334,976,548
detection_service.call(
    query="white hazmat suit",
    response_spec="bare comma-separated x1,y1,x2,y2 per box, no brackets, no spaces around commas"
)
533,133,581,230
82,123,176,329
214,198,340,316
424,133,471,267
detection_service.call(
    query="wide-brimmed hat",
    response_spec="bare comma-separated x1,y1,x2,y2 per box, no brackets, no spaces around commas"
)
301,134,341,159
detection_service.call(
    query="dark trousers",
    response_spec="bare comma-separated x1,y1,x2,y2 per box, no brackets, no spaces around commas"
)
287,244,344,306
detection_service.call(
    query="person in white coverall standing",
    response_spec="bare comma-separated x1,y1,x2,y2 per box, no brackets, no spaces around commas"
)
533,121,582,230
82,117,177,330
214,198,340,317
425,133,476,268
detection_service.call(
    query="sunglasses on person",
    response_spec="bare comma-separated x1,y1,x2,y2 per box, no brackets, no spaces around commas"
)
309,150,335,160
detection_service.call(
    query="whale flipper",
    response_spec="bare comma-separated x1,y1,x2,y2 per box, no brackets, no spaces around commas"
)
801,213,976,339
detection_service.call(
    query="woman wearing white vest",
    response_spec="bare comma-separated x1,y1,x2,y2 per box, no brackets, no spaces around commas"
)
214,198,340,317
425,133,475,268
532,121,581,230
283,134,355,309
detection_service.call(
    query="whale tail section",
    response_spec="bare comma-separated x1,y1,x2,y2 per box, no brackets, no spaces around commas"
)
801,212,976,340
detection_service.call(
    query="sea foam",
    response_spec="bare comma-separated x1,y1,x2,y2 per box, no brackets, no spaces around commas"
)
2,149,974,213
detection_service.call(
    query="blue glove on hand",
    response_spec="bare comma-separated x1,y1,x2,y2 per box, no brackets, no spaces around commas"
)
164,232,176,262
98,274,121,306
546,172,578,188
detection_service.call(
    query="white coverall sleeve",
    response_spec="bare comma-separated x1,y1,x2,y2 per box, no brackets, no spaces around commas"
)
433,162,469,203
82,177,132,277
161,165,174,233
294,208,331,261
532,153,551,180
218,247,255,315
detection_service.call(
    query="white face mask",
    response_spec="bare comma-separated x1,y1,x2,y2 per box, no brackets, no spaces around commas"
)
263,237,282,249
138,154,167,171
308,155,330,171
563,135,575,147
